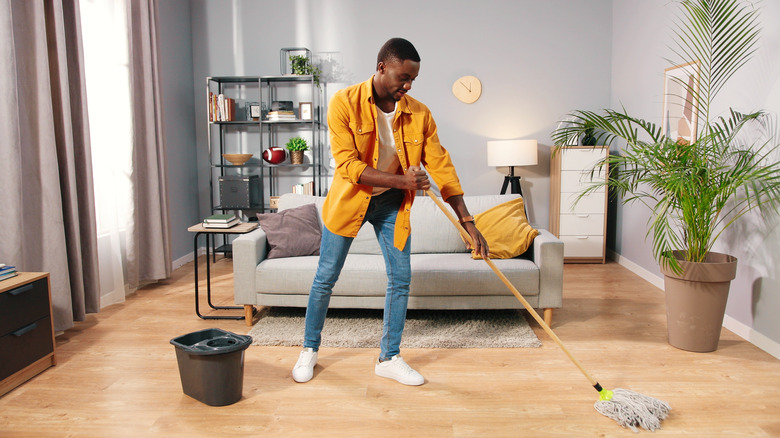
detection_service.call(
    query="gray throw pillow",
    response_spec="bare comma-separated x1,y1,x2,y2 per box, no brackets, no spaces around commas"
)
256,203,321,259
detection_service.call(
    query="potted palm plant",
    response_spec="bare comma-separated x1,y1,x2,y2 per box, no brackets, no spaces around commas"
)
552,0,780,352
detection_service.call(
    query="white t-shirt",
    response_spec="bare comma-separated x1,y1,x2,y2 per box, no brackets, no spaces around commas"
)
373,104,401,195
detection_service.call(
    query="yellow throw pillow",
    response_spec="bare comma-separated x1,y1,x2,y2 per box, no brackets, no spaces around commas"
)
470,197,539,259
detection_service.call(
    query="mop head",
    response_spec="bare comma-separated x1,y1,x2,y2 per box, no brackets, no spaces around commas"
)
594,388,671,432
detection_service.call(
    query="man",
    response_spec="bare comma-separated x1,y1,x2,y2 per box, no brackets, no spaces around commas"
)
292,38,488,386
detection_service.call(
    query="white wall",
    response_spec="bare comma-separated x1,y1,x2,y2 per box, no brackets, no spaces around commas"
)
189,0,613,228
611,0,780,349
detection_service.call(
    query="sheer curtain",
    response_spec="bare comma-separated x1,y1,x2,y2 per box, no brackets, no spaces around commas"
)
80,0,171,304
80,0,133,306
0,0,100,331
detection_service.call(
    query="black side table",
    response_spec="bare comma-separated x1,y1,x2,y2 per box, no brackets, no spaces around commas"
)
188,222,259,320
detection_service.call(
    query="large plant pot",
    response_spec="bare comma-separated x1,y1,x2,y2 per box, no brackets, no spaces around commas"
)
660,251,737,352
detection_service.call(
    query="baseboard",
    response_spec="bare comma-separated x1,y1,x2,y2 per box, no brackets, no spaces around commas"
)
609,249,780,359
608,249,664,290
173,252,194,270
172,247,206,271
723,315,780,360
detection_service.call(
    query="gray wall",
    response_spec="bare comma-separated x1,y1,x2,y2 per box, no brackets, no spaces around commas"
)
158,0,199,264
611,0,780,345
188,0,613,230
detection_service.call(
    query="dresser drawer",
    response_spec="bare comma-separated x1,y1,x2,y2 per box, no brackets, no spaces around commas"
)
0,315,54,381
561,235,605,258
561,147,606,170
560,169,605,193
559,214,605,235
0,278,50,336
560,191,606,215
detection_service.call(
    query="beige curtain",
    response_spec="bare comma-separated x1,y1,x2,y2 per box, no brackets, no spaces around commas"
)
0,0,100,331
126,0,172,289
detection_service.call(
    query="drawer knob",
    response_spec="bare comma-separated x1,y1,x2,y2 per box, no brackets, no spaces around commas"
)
11,322,38,337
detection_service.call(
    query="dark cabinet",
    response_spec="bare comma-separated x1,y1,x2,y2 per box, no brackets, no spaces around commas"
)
0,273,56,397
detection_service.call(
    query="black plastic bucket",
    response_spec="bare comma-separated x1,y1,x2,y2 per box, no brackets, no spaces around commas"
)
170,328,252,406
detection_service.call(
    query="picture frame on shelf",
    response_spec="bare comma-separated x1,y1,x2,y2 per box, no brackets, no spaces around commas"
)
299,102,313,120
247,102,261,120
662,61,700,145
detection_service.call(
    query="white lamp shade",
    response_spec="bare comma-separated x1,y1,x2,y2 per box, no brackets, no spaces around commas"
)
486,139,538,167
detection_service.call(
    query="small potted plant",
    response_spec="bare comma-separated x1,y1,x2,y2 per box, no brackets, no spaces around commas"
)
581,120,598,146
285,136,308,165
289,54,321,87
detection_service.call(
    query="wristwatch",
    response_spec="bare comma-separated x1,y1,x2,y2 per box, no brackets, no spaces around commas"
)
459,215,474,225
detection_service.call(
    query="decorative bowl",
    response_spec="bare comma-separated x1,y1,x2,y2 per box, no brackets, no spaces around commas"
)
222,153,253,165
262,147,287,164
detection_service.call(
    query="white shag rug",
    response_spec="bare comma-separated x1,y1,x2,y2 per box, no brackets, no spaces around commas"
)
248,307,541,348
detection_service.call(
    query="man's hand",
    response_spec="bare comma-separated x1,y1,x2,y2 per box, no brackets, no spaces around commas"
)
402,166,430,191
443,194,489,259
463,222,490,259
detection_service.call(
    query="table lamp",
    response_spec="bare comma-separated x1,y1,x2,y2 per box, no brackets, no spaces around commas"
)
487,139,538,196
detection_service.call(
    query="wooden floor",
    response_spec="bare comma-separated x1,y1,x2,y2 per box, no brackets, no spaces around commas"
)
1,258,779,437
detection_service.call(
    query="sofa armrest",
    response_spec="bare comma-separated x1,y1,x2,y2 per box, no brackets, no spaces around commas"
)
531,229,564,309
232,227,268,305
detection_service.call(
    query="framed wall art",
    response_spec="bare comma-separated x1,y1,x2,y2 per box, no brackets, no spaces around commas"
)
662,61,700,145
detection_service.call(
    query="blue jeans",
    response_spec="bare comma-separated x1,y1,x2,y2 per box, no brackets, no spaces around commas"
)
303,189,411,360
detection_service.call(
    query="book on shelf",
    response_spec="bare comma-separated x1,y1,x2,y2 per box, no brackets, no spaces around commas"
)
0,265,17,281
292,181,314,195
0,272,17,281
266,110,296,121
203,213,239,228
203,221,239,229
208,92,236,122
204,213,236,223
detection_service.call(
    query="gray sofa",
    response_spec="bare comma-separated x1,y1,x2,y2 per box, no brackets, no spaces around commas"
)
233,193,564,326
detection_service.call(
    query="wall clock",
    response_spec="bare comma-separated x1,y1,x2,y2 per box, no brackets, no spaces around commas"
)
452,75,482,104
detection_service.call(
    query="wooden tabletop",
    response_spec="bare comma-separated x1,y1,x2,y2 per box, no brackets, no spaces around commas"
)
187,222,259,234
0,272,49,293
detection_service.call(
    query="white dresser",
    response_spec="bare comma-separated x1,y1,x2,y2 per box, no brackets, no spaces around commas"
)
549,146,609,263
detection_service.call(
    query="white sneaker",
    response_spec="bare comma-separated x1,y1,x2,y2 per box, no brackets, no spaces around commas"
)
292,348,317,383
374,355,425,386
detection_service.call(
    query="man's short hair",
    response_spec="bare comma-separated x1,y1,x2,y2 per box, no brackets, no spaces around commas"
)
377,38,421,66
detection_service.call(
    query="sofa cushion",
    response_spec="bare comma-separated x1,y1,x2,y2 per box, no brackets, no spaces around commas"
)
408,196,468,254
276,193,528,256
410,194,528,254
255,252,539,297
255,203,321,259
277,194,382,254
409,253,539,296
256,254,389,295
471,197,539,259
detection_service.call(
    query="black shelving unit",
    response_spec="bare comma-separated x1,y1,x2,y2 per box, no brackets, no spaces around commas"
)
205,74,326,256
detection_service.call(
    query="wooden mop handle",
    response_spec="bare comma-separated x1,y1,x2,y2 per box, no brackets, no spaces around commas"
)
424,190,599,388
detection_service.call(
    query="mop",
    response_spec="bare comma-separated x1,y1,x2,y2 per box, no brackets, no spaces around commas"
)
425,190,670,432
